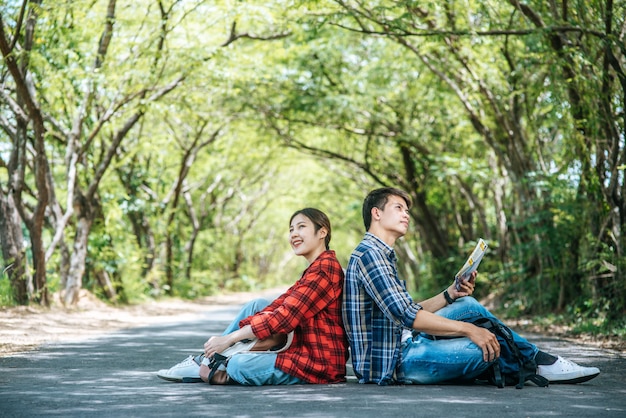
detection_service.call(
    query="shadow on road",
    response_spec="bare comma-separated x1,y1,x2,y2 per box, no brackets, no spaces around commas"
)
1,305,625,417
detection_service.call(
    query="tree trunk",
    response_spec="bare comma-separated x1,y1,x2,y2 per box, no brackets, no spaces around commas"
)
399,144,449,258
0,2,50,306
63,215,93,306
95,269,117,302
165,234,174,294
0,191,30,304
486,154,506,256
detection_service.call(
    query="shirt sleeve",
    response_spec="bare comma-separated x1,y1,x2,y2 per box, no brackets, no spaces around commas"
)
239,254,342,340
357,246,421,329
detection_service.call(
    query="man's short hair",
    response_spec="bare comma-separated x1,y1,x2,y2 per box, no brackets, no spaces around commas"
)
362,187,412,231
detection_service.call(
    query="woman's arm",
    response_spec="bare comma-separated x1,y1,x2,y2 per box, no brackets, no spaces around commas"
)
245,253,343,339
203,325,255,358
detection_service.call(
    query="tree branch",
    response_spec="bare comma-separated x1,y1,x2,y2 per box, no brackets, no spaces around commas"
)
221,20,291,47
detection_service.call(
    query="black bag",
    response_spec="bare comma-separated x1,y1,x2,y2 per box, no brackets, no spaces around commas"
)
470,317,549,389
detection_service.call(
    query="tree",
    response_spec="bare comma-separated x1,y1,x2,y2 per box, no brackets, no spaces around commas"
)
1,0,294,306
0,0,50,305
250,0,625,317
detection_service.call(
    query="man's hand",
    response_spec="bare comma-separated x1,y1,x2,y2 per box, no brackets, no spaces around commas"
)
466,323,501,362
412,308,499,364
449,271,477,299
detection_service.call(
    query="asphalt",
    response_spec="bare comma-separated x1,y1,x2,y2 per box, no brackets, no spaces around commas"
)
0,303,625,418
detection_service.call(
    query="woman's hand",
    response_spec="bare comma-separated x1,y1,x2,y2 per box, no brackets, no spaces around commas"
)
203,335,232,359
203,325,256,359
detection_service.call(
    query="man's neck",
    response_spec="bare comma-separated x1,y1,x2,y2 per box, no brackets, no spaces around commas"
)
368,226,398,247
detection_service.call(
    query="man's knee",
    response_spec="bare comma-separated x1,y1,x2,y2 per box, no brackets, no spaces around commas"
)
456,296,479,307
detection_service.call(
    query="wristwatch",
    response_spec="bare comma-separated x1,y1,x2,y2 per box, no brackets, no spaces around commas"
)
443,289,456,304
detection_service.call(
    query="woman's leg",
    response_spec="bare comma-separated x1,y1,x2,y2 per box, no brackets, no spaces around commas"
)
226,352,305,385
221,298,271,335
199,298,276,384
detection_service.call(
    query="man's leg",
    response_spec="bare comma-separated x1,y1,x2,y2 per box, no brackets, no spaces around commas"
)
434,297,538,360
433,297,600,383
226,352,306,385
398,336,493,384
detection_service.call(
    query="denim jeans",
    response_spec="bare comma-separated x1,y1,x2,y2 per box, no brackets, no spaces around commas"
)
220,298,305,385
397,297,538,384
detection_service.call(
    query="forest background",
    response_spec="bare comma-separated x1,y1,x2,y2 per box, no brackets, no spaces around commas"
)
0,0,625,339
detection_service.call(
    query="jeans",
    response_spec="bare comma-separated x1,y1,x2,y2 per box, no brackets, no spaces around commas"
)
397,297,538,384
220,298,305,385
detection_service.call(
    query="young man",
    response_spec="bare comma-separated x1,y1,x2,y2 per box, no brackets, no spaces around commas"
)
342,187,600,386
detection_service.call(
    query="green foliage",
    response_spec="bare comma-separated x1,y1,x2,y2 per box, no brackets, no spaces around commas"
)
0,0,624,336
0,258,15,307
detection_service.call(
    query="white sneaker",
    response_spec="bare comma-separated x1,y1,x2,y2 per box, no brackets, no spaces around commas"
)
156,355,202,383
536,356,600,384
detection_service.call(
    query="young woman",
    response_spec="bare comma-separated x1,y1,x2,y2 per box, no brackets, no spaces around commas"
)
157,208,348,385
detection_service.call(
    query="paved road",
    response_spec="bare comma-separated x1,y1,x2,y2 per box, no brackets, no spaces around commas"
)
0,303,624,417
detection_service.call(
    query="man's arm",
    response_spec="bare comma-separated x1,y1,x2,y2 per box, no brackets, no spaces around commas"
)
417,292,450,313
412,309,500,362
418,272,478,312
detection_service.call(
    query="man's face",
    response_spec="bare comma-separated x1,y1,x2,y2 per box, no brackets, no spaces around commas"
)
377,195,410,238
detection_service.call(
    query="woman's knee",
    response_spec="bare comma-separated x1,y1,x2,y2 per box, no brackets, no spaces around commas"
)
241,298,271,314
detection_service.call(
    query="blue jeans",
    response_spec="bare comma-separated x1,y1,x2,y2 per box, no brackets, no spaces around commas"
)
220,298,305,385
397,297,538,384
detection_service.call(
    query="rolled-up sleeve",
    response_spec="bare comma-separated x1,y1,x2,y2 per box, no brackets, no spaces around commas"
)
240,257,342,340
358,246,422,328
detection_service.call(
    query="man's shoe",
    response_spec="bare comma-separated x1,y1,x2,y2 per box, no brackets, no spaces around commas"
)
156,355,203,383
536,356,600,384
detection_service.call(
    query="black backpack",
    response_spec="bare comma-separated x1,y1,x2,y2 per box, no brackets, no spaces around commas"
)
470,317,549,389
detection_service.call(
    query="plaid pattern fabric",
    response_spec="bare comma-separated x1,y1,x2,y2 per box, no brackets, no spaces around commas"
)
343,233,422,385
239,250,348,384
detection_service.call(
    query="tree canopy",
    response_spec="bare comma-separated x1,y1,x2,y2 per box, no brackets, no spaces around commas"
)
1,0,624,335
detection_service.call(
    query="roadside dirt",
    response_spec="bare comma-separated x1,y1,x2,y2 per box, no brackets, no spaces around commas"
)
0,288,285,357
506,317,626,353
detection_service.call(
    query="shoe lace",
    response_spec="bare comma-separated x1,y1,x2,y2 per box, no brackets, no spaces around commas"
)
555,357,579,371
174,355,197,368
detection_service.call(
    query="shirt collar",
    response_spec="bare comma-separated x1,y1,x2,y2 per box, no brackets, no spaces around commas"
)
364,232,396,262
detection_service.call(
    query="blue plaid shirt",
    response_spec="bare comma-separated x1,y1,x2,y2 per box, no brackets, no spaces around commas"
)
343,233,423,385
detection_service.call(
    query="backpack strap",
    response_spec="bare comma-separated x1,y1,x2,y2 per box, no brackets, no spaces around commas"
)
470,317,549,389
204,353,229,383
491,361,504,388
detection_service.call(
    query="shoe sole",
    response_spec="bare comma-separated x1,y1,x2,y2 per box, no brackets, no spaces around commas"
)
157,373,203,383
549,372,600,384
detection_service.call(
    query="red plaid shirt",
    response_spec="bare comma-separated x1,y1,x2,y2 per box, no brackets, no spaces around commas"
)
239,250,348,383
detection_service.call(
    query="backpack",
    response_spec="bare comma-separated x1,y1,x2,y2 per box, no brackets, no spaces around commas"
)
470,317,549,389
